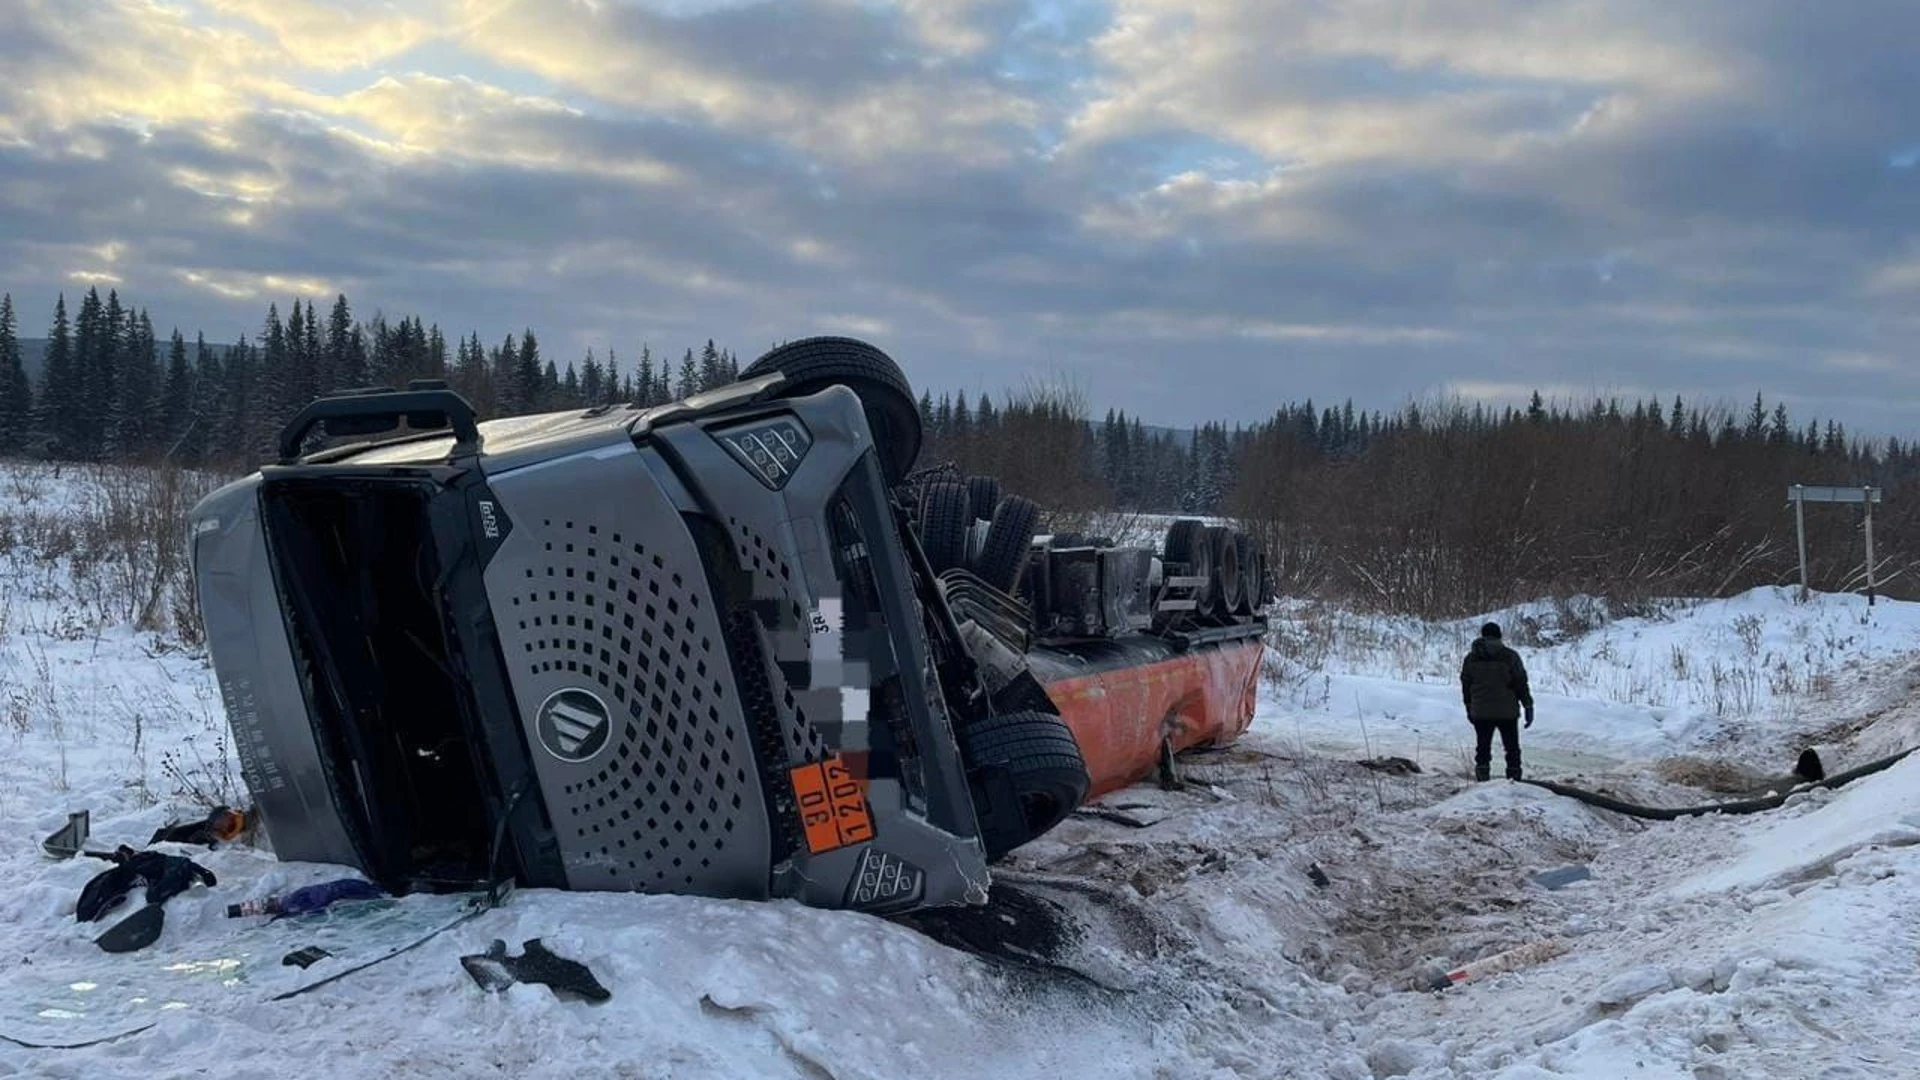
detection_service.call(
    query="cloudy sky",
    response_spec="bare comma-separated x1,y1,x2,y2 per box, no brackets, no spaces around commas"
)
1,0,1915,432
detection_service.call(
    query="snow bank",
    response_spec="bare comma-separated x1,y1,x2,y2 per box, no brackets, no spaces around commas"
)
1259,586,1920,775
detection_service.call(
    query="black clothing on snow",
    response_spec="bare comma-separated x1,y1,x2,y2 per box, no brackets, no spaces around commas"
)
461,938,611,1002
1461,635,1533,722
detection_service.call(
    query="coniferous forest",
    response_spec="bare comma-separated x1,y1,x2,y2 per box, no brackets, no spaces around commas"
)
1,288,1913,612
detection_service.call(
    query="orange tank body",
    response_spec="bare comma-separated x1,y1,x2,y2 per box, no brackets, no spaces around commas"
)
1029,637,1264,801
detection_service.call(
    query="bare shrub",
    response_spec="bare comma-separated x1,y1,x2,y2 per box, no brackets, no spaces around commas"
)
160,720,243,811
1226,391,1914,617
918,377,1110,516
69,465,226,633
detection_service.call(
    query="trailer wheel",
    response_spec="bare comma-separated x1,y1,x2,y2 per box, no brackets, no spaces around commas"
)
740,336,922,485
1248,544,1270,613
965,476,1002,524
1204,525,1241,619
1230,531,1256,616
918,481,972,574
975,495,1040,593
1163,520,1214,617
963,710,1090,860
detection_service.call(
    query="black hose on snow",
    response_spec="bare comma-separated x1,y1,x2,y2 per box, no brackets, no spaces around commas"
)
1518,746,1919,821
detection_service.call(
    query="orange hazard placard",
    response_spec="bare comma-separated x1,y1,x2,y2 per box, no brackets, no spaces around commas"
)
790,755,875,854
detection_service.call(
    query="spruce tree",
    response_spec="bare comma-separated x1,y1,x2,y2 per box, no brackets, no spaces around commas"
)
326,294,361,391
456,332,493,416
633,347,652,406
580,349,603,406
187,332,220,464
41,295,74,450
112,308,159,458
222,334,255,461
699,339,723,390
261,303,290,433
300,299,323,402
516,329,543,413
491,334,519,414
159,329,192,458
70,289,104,456
0,294,28,453
676,349,698,399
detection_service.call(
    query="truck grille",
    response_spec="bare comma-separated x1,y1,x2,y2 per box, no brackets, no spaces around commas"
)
510,517,755,888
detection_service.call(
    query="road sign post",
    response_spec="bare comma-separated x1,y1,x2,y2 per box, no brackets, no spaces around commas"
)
1794,494,1809,602
1866,489,1876,606
1787,485,1884,605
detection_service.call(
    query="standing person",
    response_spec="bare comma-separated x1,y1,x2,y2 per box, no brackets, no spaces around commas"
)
1461,621,1534,781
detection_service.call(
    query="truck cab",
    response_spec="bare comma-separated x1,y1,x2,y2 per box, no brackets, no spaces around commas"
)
187,336,1270,917
189,341,1026,915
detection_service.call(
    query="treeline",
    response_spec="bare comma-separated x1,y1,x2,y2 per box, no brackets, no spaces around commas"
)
4,288,1911,614
915,390,1246,515
1227,394,1918,615
911,388,1915,614
0,289,746,465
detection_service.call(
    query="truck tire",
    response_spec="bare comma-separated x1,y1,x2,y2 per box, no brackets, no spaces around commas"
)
1164,520,1213,616
1248,545,1270,613
740,336,922,485
1230,531,1256,616
918,481,972,574
975,495,1040,593
962,710,1089,860
965,476,1002,524
1205,525,1241,619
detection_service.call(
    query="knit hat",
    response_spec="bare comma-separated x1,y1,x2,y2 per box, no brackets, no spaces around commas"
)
1480,621,1502,639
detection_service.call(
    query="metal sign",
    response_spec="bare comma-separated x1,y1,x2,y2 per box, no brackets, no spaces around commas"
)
1788,485,1881,503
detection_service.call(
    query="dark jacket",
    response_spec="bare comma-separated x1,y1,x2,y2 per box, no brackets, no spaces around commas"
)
1461,636,1533,721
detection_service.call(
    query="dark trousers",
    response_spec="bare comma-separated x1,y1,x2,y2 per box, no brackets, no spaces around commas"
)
1471,717,1522,780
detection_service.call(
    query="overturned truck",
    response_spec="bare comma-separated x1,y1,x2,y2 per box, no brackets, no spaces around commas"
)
186,338,1268,916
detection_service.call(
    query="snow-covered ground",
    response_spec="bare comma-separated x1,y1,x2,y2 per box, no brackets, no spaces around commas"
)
5,460,1920,1078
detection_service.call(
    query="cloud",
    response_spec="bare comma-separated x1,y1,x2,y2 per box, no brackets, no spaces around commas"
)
447,0,1042,162
0,0,1916,439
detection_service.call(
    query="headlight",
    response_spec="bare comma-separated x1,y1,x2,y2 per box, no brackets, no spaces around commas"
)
714,415,812,490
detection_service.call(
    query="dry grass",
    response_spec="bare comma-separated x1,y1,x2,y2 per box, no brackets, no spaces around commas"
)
1,460,230,647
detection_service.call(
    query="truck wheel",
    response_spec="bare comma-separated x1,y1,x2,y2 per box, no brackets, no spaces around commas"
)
1230,531,1256,616
1164,520,1213,616
918,481,972,574
975,495,1040,593
963,710,1089,860
1205,525,1241,619
740,336,922,485
965,476,1002,524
